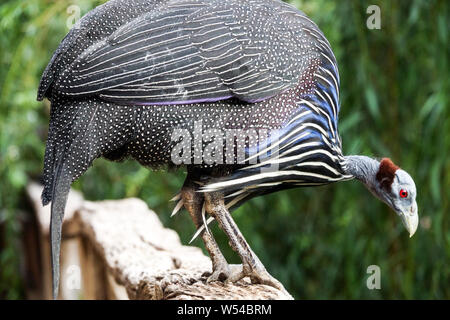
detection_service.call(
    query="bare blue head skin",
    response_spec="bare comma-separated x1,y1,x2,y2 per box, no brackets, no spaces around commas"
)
344,155,419,237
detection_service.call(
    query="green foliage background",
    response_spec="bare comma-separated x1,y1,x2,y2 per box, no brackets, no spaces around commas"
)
0,0,448,299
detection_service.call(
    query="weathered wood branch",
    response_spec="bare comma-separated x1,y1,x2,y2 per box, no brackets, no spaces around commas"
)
25,182,293,300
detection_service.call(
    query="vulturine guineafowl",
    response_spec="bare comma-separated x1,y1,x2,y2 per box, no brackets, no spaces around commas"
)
38,0,418,298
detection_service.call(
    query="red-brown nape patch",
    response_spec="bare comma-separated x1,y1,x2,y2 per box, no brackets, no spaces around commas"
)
376,158,399,191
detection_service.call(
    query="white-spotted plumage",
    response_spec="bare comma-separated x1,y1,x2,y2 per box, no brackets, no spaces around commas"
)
38,0,355,299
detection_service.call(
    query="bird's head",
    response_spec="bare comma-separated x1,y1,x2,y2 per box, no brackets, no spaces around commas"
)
370,158,418,237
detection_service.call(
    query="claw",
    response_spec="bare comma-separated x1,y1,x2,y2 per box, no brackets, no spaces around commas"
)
188,194,239,242
171,198,184,217
201,203,211,236
170,193,181,202
206,264,245,284
189,216,214,243
247,269,284,291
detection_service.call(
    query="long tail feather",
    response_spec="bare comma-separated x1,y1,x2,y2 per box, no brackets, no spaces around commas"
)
49,160,71,299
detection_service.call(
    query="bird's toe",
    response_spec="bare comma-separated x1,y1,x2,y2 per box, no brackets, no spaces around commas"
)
247,267,286,292
206,263,245,284
223,264,245,283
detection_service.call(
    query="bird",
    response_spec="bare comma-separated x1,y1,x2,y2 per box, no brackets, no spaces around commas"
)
38,0,419,299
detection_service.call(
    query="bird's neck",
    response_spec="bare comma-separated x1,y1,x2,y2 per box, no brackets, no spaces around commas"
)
343,155,380,186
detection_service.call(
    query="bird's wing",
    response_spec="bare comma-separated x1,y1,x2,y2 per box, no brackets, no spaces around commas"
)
53,0,319,105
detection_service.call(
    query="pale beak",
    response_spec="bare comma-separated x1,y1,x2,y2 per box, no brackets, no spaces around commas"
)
398,201,419,237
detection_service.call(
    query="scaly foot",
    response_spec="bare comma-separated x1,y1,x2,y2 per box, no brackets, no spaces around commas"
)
205,263,245,283
246,265,285,291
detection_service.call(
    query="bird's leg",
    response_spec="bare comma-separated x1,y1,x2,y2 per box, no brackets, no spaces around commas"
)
181,181,242,283
204,191,286,291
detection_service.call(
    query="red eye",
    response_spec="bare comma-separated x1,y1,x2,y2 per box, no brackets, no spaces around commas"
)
399,189,408,198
